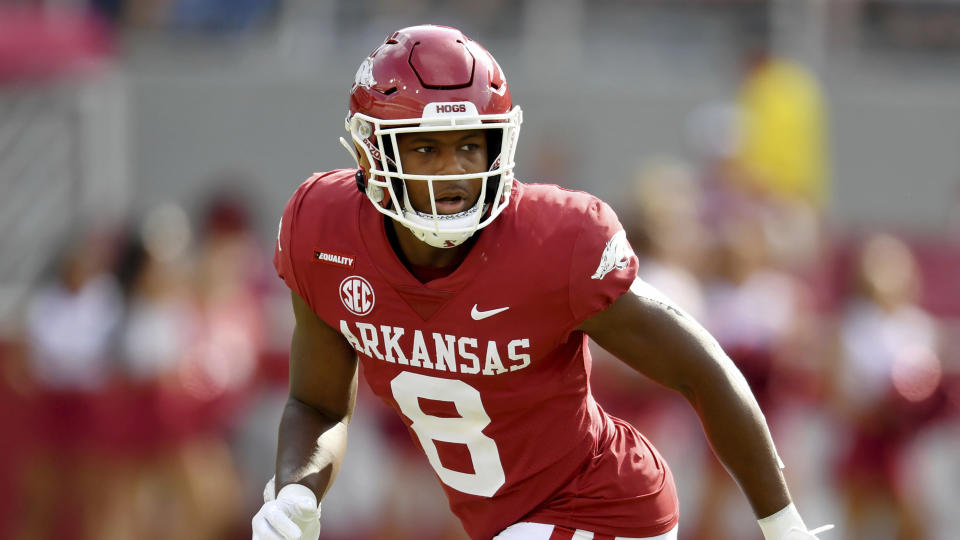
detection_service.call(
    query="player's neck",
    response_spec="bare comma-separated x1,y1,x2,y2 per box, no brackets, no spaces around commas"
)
386,218,474,272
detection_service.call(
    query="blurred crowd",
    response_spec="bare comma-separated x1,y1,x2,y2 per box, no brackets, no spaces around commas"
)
0,192,279,540
592,50,960,540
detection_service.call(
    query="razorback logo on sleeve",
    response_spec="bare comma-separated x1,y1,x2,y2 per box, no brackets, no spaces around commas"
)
590,230,634,280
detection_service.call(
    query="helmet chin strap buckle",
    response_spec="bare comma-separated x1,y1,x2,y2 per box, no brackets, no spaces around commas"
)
356,170,385,204
341,136,386,204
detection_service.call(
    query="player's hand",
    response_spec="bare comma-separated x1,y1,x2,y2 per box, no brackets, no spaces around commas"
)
263,475,277,503
252,478,322,540
758,504,832,540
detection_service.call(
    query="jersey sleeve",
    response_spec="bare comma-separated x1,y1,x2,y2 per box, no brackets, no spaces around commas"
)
568,198,638,324
273,180,313,304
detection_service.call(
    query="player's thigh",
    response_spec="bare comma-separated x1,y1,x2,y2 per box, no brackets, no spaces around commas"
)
493,522,679,540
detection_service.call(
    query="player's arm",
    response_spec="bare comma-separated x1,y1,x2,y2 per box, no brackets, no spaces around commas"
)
579,283,826,538
252,289,358,540
277,289,359,499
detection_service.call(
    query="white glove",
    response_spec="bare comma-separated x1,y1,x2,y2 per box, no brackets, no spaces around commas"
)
263,476,277,503
252,477,322,540
781,527,834,540
758,503,833,540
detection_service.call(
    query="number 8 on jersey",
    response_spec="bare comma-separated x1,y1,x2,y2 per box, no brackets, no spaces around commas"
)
390,372,506,497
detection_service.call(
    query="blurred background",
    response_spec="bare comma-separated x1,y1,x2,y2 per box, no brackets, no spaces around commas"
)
1,0,959,539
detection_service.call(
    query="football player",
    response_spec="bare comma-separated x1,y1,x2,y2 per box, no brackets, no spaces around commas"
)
252,25,830,540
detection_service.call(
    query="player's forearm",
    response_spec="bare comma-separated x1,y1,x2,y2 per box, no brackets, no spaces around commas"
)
685,362,791,519
644,295,793,519
275,397,350,502
580,291,795,520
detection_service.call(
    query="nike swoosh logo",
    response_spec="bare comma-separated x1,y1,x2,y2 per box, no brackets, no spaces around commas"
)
470,304,510,320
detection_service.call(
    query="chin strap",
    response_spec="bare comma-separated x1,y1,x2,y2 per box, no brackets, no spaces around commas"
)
400,198,487,248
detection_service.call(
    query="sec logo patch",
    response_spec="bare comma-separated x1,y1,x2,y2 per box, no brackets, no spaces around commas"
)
340,276,375,316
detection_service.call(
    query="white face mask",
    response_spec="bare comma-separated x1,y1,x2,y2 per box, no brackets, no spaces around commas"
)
401,200,489,248
340,102,523,248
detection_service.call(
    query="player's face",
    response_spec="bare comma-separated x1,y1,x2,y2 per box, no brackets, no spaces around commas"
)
395,130,488,215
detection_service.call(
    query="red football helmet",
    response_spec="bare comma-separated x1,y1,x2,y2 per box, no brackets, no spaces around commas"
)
340,25,523,248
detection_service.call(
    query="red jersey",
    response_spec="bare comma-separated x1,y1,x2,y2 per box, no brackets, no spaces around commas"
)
274,169,679,540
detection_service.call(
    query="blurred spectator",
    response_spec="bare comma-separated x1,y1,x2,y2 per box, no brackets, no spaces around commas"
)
702,214,811,403
690,213,815,540
88,204,243,540
8,190,273,540
627,159,708,321
726,32,829,272
732,44,829,210
117,204,194,383
186,190,265,401
830,234,943,540
25,233,123,392
905,375,960,540
171,191,267,538
685,96,822,276
18,229,123,540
